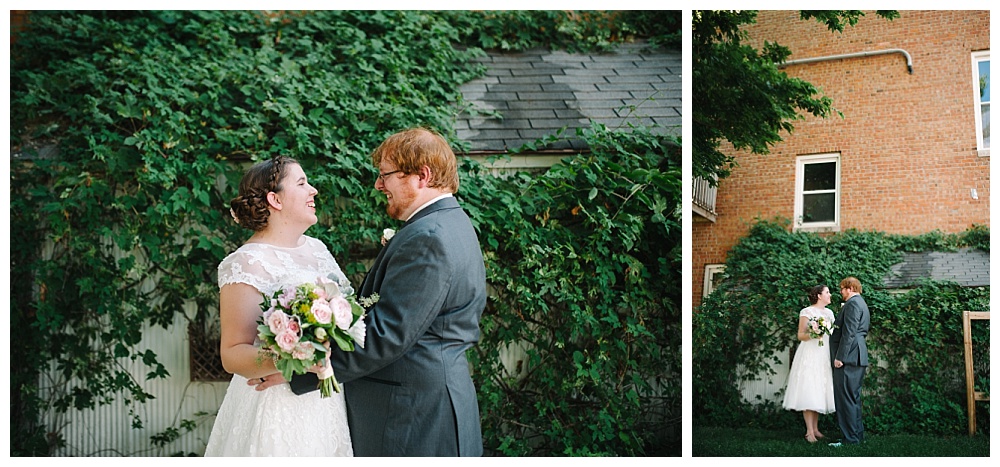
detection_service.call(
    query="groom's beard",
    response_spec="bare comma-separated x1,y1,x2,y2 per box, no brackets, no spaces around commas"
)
385,184,418,220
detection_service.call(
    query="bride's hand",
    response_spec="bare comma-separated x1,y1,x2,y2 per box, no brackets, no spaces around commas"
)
249,372,286,391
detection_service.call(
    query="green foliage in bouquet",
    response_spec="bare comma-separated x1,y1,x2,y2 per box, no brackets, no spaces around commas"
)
693,218,990,436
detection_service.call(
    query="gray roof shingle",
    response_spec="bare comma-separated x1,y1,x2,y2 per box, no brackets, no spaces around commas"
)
883,248,990,288
456,40,681,153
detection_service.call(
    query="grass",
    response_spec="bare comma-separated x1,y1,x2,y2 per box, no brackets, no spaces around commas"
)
693,425,990,457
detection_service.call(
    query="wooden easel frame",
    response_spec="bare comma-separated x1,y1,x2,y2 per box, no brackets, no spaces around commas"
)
963,311,989,435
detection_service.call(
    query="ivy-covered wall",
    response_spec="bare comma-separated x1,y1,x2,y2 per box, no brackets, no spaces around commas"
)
10,10,681,456
693,218,990,436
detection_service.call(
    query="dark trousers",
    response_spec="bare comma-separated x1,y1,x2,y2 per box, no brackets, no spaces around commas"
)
833,364,866,443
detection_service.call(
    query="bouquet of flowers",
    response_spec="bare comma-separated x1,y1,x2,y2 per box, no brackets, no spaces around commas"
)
257,275,367,397
806,316,835,346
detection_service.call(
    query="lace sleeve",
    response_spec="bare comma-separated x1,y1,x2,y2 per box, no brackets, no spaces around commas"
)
217,248,273,294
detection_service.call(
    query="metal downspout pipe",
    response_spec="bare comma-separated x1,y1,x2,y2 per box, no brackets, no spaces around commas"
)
778,49,914,74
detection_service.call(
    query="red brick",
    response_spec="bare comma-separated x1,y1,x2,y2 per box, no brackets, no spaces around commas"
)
692,11,990,310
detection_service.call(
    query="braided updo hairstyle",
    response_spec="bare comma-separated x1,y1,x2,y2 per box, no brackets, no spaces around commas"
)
807,284,828,305
229,156,298,231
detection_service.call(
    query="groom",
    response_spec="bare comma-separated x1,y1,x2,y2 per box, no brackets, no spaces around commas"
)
261,127,487,456
829,276,870,446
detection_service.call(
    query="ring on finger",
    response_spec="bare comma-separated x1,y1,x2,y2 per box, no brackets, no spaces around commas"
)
259,377,265,383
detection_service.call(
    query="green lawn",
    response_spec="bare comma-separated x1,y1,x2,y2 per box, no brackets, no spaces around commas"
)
693,426,990,457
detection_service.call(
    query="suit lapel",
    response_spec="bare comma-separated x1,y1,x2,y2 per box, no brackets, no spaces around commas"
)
360,197,460,294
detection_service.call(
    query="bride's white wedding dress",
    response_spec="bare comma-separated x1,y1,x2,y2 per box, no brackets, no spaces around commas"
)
782,305,836,414
205,236,354,456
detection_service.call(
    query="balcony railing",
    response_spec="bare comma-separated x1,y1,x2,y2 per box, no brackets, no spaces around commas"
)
692,176,718,222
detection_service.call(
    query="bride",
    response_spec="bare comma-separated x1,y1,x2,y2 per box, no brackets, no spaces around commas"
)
782,284,836,443
205,156,353,456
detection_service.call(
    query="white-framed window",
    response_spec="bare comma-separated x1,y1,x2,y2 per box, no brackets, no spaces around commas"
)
703,264,726,297
794,153,840,231
972,51,990,155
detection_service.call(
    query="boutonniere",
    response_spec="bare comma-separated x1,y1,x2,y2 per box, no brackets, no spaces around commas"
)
381,228,395,246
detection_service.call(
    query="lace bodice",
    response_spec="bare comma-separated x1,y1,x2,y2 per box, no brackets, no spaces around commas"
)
799,305,835,323
217,235,351,296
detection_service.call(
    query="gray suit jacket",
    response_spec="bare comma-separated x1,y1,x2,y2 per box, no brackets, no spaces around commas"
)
830,294,870,367
292,197,486,456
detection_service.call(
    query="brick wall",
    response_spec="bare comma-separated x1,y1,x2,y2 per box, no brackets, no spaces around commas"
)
692,10,990,309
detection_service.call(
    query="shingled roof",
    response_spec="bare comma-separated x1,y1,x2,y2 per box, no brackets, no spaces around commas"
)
883,248,990,288
455,40,681,154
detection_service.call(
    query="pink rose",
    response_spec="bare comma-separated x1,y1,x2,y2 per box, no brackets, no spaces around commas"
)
275,329,300,352
311,299,333,324
287,317,301,334
267,309,289,334
330,296,353,330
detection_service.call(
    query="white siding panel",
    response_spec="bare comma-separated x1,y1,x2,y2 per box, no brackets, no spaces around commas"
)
43,310,227,457
737,347,792,406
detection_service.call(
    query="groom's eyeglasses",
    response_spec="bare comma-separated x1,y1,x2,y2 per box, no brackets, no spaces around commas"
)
377,169,402,182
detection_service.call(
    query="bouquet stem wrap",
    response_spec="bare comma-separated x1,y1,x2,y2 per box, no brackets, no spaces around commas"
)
317,361,338,396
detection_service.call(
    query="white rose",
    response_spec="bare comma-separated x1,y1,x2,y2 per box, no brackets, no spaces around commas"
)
381,228,396,246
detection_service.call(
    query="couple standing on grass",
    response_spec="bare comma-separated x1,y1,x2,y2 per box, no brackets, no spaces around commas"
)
783,277,870,447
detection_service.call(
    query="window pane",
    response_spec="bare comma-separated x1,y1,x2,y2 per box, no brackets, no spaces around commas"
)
803,162,836,191
802,193,836,223
979,60,990,103
982,102,990,148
